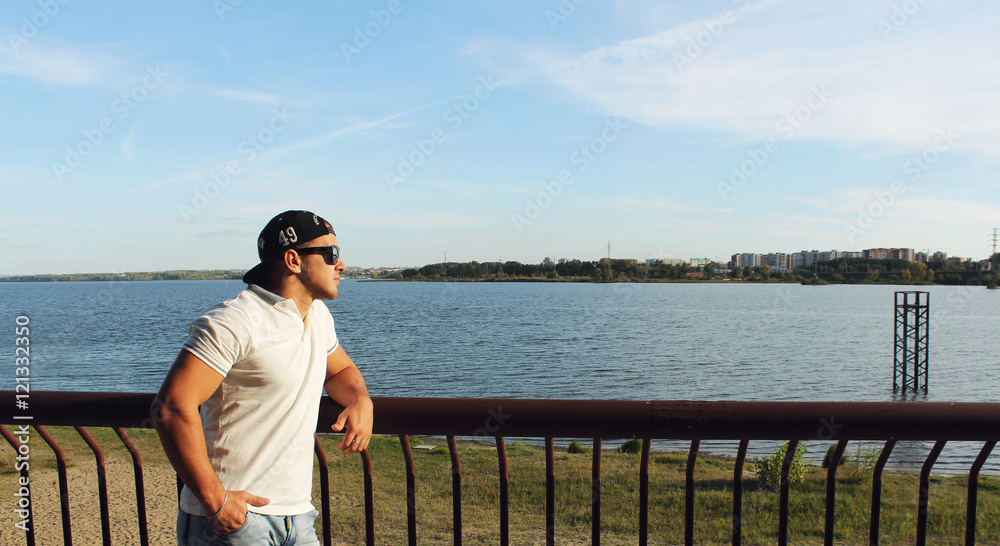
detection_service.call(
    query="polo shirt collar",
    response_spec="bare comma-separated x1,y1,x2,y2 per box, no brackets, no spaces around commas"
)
247,284,285,306
247,284,321,326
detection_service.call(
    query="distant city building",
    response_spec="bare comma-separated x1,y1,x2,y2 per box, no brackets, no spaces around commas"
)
690,257,712,267
763,252,792,272
723,246,958,271
915,251,951,263
740,253,761,268
862,248,915,261
794,250,821,268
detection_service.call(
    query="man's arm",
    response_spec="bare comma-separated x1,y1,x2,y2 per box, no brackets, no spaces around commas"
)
325,345,374,453
150,350,269,533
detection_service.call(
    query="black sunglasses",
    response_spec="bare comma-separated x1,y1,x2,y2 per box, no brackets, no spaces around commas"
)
295,245,340,264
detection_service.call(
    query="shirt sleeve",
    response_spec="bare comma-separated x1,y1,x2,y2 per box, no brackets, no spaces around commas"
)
325,305,339,355
182,304,253,376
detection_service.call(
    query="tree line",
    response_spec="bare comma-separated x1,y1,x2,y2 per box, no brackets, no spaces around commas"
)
0,270,246,282
394,255,999,287
397,258,709,281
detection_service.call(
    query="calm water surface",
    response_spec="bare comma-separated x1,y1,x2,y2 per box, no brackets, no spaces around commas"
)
2,280,998,473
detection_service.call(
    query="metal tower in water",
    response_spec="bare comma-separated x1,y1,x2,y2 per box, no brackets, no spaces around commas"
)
990,228,998,272
893,291,929,394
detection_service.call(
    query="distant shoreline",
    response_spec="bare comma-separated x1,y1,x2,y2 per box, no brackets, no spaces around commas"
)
0,274,959,287
0,271,987,288
0,270,247,283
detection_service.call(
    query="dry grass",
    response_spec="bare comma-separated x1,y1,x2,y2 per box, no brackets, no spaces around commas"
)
2,428,999,545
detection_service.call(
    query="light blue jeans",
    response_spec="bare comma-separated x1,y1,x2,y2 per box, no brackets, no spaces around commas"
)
177,509,320,545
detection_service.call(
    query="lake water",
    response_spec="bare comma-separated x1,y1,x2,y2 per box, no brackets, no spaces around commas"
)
2,280,998,474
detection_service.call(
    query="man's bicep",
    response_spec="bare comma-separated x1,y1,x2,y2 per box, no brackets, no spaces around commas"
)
157,350,226,408
326,345,357,382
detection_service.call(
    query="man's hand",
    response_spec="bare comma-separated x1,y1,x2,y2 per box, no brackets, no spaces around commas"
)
331,396,373,453
207,490,270,534
325,346,373,453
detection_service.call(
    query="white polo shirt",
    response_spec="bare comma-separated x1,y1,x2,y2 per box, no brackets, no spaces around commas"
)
179,284,337,516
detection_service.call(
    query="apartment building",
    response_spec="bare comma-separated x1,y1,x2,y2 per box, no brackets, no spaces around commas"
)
862,248,915,261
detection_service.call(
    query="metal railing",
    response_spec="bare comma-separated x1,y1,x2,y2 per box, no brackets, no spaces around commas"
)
2,391,1000,545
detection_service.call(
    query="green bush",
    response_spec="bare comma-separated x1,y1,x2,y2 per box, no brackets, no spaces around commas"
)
842,442,880,482
567,440,590,454
506,441,536,456
618,438,643,454
755,441,808,490
821,442,880,482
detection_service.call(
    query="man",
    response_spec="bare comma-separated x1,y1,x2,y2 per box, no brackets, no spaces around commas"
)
152,210,373,545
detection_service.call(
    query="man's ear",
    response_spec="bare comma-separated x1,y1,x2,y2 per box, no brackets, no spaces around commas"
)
283,249,303,273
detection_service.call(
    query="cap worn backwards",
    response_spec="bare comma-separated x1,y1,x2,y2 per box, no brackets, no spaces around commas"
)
243,210,336,285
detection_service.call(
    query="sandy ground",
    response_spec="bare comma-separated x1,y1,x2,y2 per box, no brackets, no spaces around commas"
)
0,459,179,545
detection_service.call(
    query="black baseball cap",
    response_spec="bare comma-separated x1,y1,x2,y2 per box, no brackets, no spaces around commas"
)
243,210,336,285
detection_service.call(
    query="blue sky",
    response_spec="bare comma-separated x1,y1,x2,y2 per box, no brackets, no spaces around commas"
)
2,0,999,275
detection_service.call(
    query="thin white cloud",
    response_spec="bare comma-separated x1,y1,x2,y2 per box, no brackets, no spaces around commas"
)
0,42,123,85
345,212,487,228
910,198,1000,224
121,128,136,160
114,103,439,198
654,217,729,232
262,96,463,161
201,85,281,104
484,0,1000,157
197,229,253,239
599,197,693,211
765,212,842,226
827,187,1000,225
782,196,831,209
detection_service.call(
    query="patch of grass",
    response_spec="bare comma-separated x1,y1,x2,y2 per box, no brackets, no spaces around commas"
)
653,452,686,466
3,428,999,544
505,441,536,456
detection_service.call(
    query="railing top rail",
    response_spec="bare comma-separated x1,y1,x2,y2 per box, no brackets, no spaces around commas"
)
4,391,1000,441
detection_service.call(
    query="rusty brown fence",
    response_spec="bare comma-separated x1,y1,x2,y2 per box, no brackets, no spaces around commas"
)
2,391,1000,545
